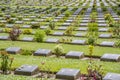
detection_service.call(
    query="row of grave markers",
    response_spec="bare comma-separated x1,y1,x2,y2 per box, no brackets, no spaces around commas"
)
5,47,120,62
0,36,116,47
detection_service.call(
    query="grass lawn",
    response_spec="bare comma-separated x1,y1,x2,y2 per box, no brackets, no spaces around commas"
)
0,55,119,75
0,41,120,56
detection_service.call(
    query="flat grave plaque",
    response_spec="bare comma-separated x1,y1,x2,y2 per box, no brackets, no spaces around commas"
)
99,28,109,32
103,73,120,80
62,23,71,26
22,25,31,28
34,49,52,56
15,21,23,24
15,65,39,76
45,38,59,43
52,32,64,36
0,36,9,40
101,53,120,62
74,33,86,37
77,27,88,31
80,23,88,26
40,26,48,29
22,37,34,42
6,47,21,54
99,41,115,47
99,34,112,38
58,27,67,30
71,40,86,45
66,51,84,59
56,68,80,80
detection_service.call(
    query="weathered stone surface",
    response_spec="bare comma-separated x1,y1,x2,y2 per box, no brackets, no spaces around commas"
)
56,68,80,80
66,51,84,59
99,41,115,47
6,47,21,54
103,73,120,80
101,53,120,62
34,49,52,56
15,65,39,76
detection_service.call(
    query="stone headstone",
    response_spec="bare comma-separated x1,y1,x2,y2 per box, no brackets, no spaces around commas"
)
45,38,59,43
62,23,71,26
6,24,14,28
74,33,87,37
0,20,7,23
66,51,84,59
0,36,9,40
58,27,67,30
99,34,112,38
101,53,120,62
103,73,120,80
22,37,34,42
56,68,80,80
22,25,31,28
98,23,107,27
81,20,90,23
80,23,88,26
99,28,109,32
40,26,48,29
77,27,88,31
71,40,86,45
15,65,39,76
34,49,52,56
23,18,31,21
15,21,23,24
53,32,64,36
6,47,21,54
99,41,115,47
66,19,73,23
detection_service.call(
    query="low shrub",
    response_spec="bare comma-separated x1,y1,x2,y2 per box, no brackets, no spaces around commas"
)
23,29,32,34
21,50,32,55
53,44,64,57
34,30,46,42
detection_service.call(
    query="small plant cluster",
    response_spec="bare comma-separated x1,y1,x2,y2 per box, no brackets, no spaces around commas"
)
87,23,98,45
104,13,114,27
112,21,120,39
85,62,103,80
90,12,97,22
34,30,46,42
64,26,74,36
21,50,32,55
65,11,71,17
23,29,32,34
53,44,64,57
49,21,55,30
0,23,5,27
61,37,72,43
0,51,14,74
31,23,40,29
3,28,11,33
9,26,21,41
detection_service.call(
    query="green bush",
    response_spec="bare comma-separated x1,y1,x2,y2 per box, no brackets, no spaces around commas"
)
64,27,74,36
7,19,15,24
117,10,120,15
21,50,32,55
0,23,5,27
44,28,51,35
23,29,32,34
115,40,120,48
49,21,55,30
65,11,71,17
34,30,46,42
53,44,64,57
88,36,96,45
